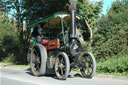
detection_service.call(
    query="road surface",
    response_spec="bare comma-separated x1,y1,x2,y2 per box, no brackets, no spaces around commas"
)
0,67,128,85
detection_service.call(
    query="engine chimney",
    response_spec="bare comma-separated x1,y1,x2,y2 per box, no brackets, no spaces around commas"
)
70,10,76,37
69,0,77,39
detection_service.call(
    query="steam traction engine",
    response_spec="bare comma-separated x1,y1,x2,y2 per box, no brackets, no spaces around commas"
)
27,0,96,80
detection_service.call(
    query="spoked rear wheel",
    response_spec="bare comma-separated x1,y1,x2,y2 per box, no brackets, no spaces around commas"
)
80,52,96,78
55,52,70,80
30,46,42,76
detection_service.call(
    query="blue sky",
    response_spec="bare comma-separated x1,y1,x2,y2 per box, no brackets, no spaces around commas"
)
90,0,116,14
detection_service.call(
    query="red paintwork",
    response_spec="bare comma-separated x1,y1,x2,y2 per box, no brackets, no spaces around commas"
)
40,39,59,50
40,39,49,45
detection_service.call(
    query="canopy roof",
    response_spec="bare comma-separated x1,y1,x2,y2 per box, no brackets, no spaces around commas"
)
27,11,84,28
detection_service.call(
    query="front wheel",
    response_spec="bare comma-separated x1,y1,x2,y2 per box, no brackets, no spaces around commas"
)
80,52,96,78
55,52,70,80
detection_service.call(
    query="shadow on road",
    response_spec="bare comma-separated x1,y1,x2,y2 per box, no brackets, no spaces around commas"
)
25,68,85,80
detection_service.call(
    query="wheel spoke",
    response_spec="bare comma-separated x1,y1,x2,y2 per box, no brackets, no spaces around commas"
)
30,47,42,76
80,52,96,78
87,68,91,74
55,52,70,80
60,67,64,75
34,50,38,56
36,57,40,63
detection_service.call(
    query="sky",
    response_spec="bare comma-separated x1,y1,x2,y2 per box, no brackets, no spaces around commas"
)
90,0,116,15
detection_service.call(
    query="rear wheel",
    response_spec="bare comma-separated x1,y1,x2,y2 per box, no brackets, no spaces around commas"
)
55,52,70,80
30,46,44,76
80,52,96,78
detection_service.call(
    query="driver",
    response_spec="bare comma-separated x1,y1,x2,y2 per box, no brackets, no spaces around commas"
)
31,24,42,43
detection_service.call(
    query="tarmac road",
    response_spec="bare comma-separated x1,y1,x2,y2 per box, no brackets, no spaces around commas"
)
0,67,128,85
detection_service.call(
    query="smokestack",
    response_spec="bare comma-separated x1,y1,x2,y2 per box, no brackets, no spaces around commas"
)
69,0,77,39
69,0,77,10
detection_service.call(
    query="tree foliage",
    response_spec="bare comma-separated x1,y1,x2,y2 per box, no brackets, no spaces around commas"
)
0,13,19,62
78,0,102,27
23,0,102,26
24,0,69,24
93,0,128,60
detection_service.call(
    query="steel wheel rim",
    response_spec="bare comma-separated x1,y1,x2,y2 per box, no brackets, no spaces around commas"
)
55,55,66,78
80,54,93,77
31,47,41,73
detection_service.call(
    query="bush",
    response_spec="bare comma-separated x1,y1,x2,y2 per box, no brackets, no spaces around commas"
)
0,23,19,62
97,53,128,73
92,1,128,60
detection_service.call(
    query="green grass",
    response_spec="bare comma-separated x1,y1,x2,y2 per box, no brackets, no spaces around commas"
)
0,62,13,66
96,71,128,77
0,62,30,69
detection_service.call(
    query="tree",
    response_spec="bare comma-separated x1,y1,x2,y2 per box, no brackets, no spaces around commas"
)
0,0,10,23
0,3,19,62
92,0,128,60
78,0,102,27
23,0,102,26
23,0,69,24
3,0,30,64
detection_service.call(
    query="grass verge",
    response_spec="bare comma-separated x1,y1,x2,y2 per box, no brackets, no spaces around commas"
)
0,62,30,69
